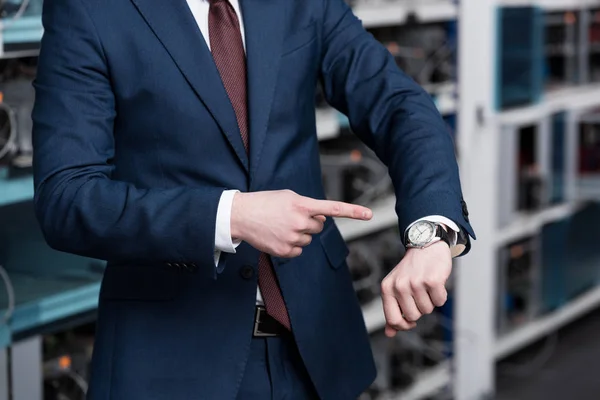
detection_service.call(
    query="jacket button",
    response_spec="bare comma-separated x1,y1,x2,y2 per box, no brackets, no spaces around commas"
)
240,265,255,280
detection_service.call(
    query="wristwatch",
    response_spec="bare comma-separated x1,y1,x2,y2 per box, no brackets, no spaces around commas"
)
404,220,451,250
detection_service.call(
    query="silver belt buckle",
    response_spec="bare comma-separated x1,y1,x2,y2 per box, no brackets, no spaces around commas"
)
253,306,277,337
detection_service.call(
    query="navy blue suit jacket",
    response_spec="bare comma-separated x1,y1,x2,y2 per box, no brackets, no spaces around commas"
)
32,0,475,398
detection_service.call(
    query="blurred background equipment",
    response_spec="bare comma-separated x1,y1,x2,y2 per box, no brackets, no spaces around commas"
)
0,57,36,172
42,325,95,400
2,0,600,399
320,135,393,205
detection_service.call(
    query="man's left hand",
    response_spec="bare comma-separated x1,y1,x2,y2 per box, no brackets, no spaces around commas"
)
380,241,452,337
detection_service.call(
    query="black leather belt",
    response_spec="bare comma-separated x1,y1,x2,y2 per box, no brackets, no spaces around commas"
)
253,306,288,337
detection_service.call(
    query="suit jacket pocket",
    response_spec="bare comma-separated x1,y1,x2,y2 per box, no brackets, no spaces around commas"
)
100,263,179,301
281,22,317,57
319,221,350,269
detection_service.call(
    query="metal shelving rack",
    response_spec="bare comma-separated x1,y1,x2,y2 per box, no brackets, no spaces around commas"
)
3,0,600,399
0,1,456,399
0,1,458,398
457,0,600,399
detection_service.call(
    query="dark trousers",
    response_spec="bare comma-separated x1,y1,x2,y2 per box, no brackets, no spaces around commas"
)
237,335,319,399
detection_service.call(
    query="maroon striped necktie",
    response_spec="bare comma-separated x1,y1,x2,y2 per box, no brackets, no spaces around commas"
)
208,0,291,330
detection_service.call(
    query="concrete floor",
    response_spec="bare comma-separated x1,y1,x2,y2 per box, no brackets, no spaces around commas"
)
495,307,600,400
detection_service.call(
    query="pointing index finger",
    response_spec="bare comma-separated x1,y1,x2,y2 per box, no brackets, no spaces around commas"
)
305,199,372,220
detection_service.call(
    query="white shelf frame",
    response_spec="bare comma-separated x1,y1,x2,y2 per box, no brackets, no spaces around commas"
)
316,108,340,141
361,297,451,400
457,0,600,399
362,298,386,333
354,1,457,29
496,202,581,245
500,0,600,10
455,0,497,397
317,82,457,141
495,284,600,359
336,195,397,241
4,1,600,399
388,362,451,400
498,84,600,126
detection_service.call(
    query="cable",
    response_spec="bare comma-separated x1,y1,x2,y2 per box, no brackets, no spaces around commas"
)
0,264,15,323
417,40,455,84
0,102,17,161
65,369,89,395
320,152,391,205
497,332,559,378
1,0,32,30
434,312,480,344
401,330,448,362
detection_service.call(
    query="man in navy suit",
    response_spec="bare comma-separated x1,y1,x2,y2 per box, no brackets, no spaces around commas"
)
32,0,475,398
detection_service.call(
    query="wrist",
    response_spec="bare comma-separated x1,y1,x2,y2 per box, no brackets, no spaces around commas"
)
406,240,450,254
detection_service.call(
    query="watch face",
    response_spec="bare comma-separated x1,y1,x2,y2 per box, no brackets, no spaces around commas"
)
408,221,435,246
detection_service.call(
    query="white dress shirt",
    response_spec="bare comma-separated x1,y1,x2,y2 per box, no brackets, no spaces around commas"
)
186,0,461,304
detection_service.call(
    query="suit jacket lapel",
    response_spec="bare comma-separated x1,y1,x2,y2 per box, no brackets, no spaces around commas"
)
130,0,249,171
240,0,286,181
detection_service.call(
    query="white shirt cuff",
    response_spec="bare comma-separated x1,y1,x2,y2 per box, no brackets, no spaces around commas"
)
214,189,242,267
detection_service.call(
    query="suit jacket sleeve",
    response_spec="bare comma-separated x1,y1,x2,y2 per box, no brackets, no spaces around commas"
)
318,0,476,248
32,0,223,266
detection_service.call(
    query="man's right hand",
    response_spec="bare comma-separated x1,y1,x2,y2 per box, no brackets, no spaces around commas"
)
230,190,372,258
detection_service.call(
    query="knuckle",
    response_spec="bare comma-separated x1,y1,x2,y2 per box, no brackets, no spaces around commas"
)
287,193,301,206
434,295,448,307
275,244,289,257
292,218,307,231
392,318,410,329
404,313,422,329
286,232,300,244
405,312,421,322
273,248,283,257
409,278,424,291
424,277,442,288
276,242,293,256
295,202,310,215
387,317,403,328
430,274,443,285
381,279,394,295
285,247,297,258
289,200,300,211
422,304,435,314
330,203,341,216
394,279,410,294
